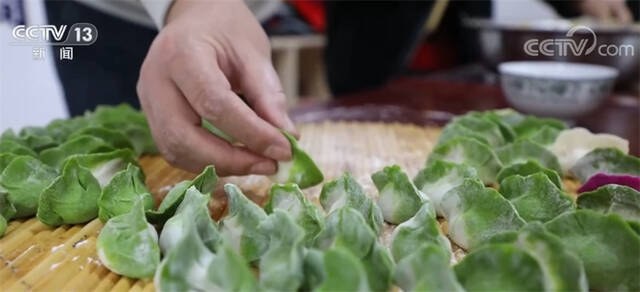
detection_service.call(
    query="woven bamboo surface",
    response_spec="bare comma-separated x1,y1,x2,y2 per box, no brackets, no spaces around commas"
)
0,122,580,291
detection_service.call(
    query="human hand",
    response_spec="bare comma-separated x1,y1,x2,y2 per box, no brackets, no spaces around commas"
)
578,0,632,23
137,0,297,176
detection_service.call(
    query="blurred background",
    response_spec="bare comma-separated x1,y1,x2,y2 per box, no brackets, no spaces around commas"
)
1,0,638,132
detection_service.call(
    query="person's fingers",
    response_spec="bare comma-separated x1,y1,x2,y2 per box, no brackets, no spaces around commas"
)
610,0,633,23
236,53,299,137
169,47,292,161
137,53,276,175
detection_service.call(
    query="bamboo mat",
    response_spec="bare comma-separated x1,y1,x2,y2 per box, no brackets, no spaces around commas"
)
0,121,580,292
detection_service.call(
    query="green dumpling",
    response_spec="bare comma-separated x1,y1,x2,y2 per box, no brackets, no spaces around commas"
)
258,210,305,292
440,178,525,250
64,149,138,187
205,244,258,292
570,147,640,182
490,222,588,292
219,184,268,262
496,140,562,175
499,173,574,222
454,244,546,292
68,126,135,154
496,160,562,189
158,187,221,254
319,173,383,234
372,165,431,224
414,160,478,217
97,197,160,279
265,183,324,245
271,132,323,189
436,115,506,147
394,243,463,292
577,184,640,226
545,210,640,291
37,158,101,226
390,203,450,262
316,247,370,292
98,163,152,222
427,137,502,184
0,155,58,218
146,165,217,224
314,207,377,259
39,135,115,169
154,221,216,292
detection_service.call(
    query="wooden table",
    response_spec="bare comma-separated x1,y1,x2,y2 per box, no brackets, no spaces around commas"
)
291,78,640,155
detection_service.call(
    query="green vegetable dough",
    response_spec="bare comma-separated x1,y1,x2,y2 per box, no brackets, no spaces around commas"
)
97,198,160,278
0,153,18,173
361,242,394,292
201,119,236,143
265,183,324,245
270,131,324,189
526,125,561,146
206,244,258,292
545,210,640,291
393,243,464,292
65,149,138,187
437,115,506,147
414,160,477,217
390,203,450,262
496,160,562,189
314,207,377,259
146,165,217,224
258,210,305,292
0,214,6,237
158,186,221,254
39,135,115,169
67,126,135,154
0,191,17,222
493,222,588,292
98,164,152,222
316,247,370,292
2,128,56,152
454,244,547,292
301,248,326,291
440,178,525,250
45,116,88,143
499,173,574,222
427,136,502,184
319,173,383,234
372,165,431,224
37,158,101,226
487,109,566,139
0,139,37,157
219,183,268,262
496,140,562,175
154,221,216,292
86,104,157,154
577,184,640,225
0,155,58,218
570,147,640,183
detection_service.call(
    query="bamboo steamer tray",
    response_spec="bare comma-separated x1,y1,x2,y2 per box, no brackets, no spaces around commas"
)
0,121,581,292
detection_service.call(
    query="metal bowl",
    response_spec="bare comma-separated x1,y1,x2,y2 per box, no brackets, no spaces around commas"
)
499,61,618,118
465,18,640,84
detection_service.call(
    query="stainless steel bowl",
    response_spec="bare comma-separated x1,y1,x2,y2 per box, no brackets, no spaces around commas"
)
465,18,640,85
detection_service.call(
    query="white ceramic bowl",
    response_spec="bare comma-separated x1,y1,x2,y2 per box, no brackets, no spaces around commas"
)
498,61,618,118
